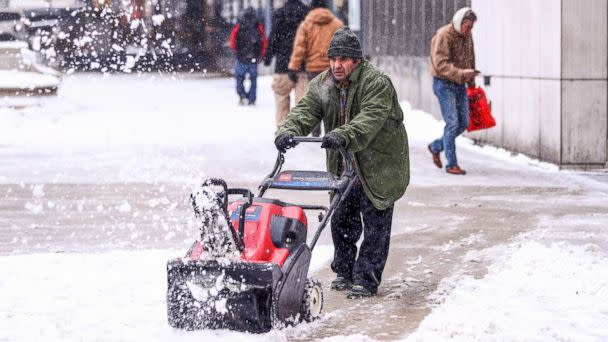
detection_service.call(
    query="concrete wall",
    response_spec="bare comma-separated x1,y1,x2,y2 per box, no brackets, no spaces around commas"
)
370,56,439,118
466,0,565,164
560,0,608,167
370,0,607,168
467,0,607,168
363,0,467,134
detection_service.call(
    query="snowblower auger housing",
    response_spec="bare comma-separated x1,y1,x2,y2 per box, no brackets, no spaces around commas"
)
167,137,357,333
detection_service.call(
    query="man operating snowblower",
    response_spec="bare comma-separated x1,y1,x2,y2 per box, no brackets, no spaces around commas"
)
275,26,410,298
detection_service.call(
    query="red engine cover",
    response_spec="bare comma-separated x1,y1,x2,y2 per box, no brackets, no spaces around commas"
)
228,199,307,267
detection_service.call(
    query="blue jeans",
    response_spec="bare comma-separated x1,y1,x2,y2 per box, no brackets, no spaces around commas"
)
430,77,469,169
235,61,258,104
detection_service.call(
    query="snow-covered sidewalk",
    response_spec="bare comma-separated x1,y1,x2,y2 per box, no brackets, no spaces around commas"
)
1,74,607,341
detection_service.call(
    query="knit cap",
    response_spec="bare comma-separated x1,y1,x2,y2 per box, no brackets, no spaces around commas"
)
327,26,362,59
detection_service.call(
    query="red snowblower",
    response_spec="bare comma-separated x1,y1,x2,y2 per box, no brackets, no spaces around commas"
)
166,137,356,333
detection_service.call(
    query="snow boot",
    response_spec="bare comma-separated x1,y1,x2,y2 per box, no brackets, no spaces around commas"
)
330,276,352,291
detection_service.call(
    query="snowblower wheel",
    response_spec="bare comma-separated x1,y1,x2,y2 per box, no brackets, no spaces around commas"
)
301,278,323,322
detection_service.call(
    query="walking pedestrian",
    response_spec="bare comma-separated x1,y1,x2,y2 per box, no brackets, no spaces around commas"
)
287,0,343,136
229,7,268,106
427,7,477,175
263,0,308,128
274,27,410,299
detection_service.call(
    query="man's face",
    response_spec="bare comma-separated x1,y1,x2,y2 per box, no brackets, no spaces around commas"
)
461,19,474,36
330,57,361,81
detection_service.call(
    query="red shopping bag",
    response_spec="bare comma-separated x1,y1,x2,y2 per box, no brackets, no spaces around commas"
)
466,86,496,132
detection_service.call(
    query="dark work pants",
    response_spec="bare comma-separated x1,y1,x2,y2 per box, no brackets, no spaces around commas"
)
330,183,394,293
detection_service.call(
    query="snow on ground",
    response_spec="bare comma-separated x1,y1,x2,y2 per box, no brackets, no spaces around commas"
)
0,70,60,89
401,101,557,172
405,235,608,341
0,246,336,342
1,73,607,341
401,101,608,341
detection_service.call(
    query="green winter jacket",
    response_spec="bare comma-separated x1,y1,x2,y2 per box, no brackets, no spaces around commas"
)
277,60,409,210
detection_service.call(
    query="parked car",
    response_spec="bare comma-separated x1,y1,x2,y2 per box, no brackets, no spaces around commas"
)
0,40,61,95
1,0,85,68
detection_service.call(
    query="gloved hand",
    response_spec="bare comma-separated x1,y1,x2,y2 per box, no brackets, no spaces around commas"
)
287,70,298,83
263,56,272,67
274,133,297,153
321,132,346,149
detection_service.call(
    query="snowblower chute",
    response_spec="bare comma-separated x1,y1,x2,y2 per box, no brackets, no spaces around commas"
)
166,137,356,333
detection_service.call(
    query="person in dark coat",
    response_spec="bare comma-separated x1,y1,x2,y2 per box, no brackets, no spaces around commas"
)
287,0,343,136
229,7,268,105
264,0,308,127
275,27,410,299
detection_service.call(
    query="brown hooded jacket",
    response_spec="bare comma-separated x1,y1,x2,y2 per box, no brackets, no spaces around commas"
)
430,23,475,84
288,8,343,73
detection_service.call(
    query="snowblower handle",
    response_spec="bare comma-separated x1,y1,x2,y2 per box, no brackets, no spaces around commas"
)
291,137,323,143
258,136,355,197
291,136,354,177
226,189,253,203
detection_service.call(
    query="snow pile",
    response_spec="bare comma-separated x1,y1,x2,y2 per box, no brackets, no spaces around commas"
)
405,240,608,341
0,70,60,89
401,101,445,143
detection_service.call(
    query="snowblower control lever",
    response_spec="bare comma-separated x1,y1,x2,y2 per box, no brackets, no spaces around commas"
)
226,188,253,244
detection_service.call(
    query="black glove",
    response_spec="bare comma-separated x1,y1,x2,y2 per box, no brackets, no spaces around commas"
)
274,133,297,153
321,132,346,149
263,56,272,67
287,70,298,83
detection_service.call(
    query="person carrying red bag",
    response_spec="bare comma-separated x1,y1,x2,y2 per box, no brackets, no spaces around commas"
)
427,7,478,175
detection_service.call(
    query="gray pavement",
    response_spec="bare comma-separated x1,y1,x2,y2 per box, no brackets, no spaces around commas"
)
1,141,607,340
1,72,606,339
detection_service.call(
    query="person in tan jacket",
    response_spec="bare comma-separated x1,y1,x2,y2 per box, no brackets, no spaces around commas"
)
287,0,343,136
263,0,308,128
427,7,477,175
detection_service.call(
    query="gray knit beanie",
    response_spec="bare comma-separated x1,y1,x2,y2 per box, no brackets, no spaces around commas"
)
327,27,363,59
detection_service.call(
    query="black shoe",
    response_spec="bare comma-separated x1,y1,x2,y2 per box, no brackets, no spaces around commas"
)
330,276,352,291
346,284,375,299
